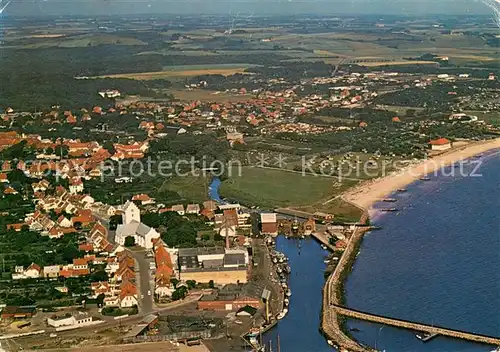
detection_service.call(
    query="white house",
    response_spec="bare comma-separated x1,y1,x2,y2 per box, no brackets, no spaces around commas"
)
57,216,73,228
115,201,160,249
69,178,84,194
185,204,200,214
171,204,185,215
119,281,138,308
24,263,42,278
47,312,94,328
429,138,452,151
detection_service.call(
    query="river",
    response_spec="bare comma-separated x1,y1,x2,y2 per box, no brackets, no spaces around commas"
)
208,152,499,352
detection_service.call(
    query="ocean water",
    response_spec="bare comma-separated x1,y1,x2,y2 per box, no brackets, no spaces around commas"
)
345,150,500,352
211,152,499,352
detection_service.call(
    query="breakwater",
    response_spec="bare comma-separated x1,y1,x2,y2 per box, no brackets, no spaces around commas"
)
320,217,373,352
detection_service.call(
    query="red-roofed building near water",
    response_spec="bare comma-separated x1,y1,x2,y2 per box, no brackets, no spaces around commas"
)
429,138,452,151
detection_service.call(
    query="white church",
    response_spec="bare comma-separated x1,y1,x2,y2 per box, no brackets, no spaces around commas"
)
115,201,160,249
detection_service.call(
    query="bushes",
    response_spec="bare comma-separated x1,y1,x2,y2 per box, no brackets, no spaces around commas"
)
101,305,138,316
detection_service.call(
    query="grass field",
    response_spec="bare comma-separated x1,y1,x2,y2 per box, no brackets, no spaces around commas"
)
158,175,211,203
99,64,254,80
357,60,437,67
220,166,344,209
168,89,251,103
20,34,147,48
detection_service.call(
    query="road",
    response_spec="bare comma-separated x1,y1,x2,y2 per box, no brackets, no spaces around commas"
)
93,212,152,314
131,250,154,314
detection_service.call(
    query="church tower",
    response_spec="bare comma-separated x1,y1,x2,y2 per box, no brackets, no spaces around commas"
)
122,201,140,224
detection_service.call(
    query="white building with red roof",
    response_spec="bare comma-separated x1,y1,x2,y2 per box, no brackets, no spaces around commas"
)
429,138,452,151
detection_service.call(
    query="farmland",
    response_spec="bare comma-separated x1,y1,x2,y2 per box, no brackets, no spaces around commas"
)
97,64,254,80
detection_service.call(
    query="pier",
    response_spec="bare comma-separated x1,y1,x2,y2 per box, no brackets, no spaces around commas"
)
321,211,372,352
333,305,500,346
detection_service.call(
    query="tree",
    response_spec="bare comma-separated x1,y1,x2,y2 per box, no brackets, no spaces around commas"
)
186,280,196,289
90,270,108,282
55,145,69,157
124,236,136,247
208,280,215,289
96,293,105,307
171,286,188,301
170,278,179,289
405,109,416,117
62,244,79,263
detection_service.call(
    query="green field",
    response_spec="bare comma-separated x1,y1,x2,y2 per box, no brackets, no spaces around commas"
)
158,175,211,203
220,166,344,209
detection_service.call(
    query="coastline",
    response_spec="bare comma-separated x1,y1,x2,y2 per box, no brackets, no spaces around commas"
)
343,138,500,210
321,138,500,351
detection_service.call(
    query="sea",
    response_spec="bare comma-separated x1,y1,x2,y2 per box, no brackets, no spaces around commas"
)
210,150,500,352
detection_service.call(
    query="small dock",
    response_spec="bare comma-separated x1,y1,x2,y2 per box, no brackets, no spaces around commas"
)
310,232,336,251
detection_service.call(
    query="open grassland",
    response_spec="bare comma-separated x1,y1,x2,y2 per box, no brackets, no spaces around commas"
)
220,166,344,209
158,175,210,203
14,34,147,48
357,60,438,67
167,89,251,103
98,64,253,80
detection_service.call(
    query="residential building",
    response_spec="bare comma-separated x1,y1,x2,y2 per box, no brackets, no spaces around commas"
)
185,204,200,214
47,312,94,328
260,213,278,235
429,138,452,151
42,265,60,278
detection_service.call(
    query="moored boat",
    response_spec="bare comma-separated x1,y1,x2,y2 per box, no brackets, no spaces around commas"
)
382,198,397,202
380,208,398,212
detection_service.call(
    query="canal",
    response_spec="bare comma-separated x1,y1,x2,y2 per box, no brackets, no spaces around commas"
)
262,236,334,352
209,177,335,351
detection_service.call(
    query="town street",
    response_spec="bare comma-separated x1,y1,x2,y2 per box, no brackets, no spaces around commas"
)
131,250,154,314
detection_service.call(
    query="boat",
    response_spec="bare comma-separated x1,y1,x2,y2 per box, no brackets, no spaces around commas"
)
350,327,360,332
272,258,278,264
278,257,284,263
276,309,288,320
320,244,328,250
286,289,292,297
380,208,398,212
285,265,291,274
397,188,407,192
415,332,432,341
420,176,431,181
332,257,339,261
284,298,289,305
324,259,330,264
382,198,397,202
277,267,283,274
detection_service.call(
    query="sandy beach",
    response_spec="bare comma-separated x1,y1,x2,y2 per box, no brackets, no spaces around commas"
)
343,138,500,210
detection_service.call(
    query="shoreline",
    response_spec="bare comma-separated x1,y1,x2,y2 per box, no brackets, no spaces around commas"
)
343,138,500,210
321,138,500,351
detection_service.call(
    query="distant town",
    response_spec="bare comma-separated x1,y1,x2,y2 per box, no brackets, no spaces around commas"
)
0,11,499,352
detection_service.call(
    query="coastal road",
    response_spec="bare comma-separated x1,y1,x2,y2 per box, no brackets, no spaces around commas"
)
131,250,154,314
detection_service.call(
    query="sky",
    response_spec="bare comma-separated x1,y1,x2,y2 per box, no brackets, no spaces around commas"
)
0,0,494,16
